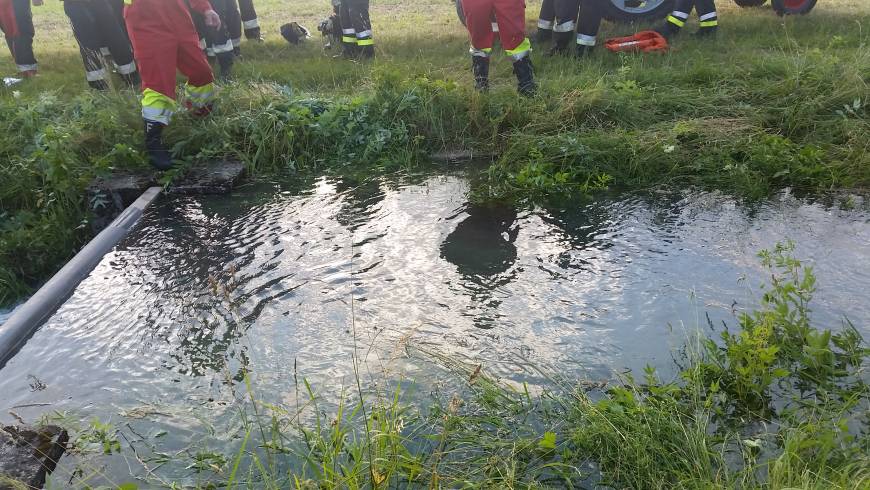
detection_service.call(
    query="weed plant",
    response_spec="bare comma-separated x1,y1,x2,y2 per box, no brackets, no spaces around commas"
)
36,244,868,489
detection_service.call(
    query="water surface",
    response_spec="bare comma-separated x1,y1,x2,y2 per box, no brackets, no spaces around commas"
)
1,168,867,485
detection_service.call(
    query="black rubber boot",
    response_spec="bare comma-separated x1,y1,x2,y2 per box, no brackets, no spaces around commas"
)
88,79,109,91
656,22,680,40
144,120,173,171
547,31,572,56
512,57,536,97
120,71,141,89
535,28,553,44
341,41,358,59
695,26,718,38
358,44,375,59
471,56,490,92
245,27,262,41
217,52,234,80
575,44,594,59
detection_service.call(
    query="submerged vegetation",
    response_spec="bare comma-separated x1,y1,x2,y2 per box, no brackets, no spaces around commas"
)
44,243,869,488
1,0,868,306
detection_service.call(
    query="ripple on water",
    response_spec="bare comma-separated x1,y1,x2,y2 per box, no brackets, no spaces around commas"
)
1,173,868,484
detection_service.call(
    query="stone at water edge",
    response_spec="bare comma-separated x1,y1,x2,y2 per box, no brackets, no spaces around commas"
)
0,425,68,490
169,159,246,195
430,149,494,165
87,159,247,231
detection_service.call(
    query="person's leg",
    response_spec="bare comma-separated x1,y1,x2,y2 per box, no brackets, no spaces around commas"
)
536,0,555,43
461,0,496,91
694,0,718,36
549,0,580,55
338,1,357,58
126,9,179,169
493,0,534,96
347,0,373,59
575,0,604,57
237,0,260,40
92,0,139,86
176,27,217,116
659,0,695,38
10,0,36,74
204,0,234,78
64,1,108,89
225,0,242,55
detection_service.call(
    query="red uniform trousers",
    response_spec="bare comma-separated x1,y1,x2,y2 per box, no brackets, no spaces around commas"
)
124,0,215,124
460,0,530,58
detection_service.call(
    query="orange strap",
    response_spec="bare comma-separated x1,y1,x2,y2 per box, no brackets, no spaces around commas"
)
605,31,669,53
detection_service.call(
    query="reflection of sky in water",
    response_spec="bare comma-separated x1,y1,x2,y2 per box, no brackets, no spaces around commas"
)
0,172,868,485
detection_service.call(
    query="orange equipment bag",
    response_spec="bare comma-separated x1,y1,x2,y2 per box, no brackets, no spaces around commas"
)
605,31,669,53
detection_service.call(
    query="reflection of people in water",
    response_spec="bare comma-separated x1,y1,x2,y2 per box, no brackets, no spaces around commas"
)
332,175,388,232
440,204,519,329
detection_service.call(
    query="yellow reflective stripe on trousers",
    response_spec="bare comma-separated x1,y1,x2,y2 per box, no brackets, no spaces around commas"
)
667,15,685,27
342,35,356,43
505,38,531,61
356,38,374,46
185,82,216,108
699,20,718,27
142,88,176,125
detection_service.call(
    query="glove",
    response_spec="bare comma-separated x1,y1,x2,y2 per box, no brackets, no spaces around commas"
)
204,9,222,29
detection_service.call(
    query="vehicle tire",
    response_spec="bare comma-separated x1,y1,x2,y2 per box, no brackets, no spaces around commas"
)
602,0,675,23
733,0,768,7
771,0,818,15
456,0,466,26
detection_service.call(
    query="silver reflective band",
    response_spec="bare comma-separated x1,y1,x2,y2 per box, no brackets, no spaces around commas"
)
213,40,234,54
671,10,690,19
342,28,356,35
232,37,241,47
17,64,37,72
510,50,529,61
537,19,553,29
576,34,596,46
470,48,491,58
86,68,106,82
206,48,215,56
243,19,259,29
142,107,172,125
116,61,136,75
100,47,111,56
699,11,718,20
553,21,575,33
199,38,207,50
491,22,500,32
356,29,372,38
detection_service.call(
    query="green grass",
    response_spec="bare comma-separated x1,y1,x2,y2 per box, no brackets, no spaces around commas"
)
36,244,868,489
1,0,868,306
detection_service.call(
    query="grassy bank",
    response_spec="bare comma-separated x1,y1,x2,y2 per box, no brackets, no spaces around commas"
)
1,1,868,305
43,244,868,488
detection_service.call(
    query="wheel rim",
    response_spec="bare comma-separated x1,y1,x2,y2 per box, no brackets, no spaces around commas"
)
609,0,669,14
782,0,808,9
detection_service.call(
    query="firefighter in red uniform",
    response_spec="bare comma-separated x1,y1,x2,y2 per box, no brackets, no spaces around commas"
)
0,0,40,77
124,0,221,170
460,0,535,96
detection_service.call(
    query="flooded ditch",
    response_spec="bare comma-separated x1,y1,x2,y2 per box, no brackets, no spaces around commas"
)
1,166,868,485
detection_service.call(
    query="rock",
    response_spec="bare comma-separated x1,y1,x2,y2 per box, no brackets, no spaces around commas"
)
87,159,247,231
0,425,68,490
430,149,494,165
169,159,246,195
88,172,156,231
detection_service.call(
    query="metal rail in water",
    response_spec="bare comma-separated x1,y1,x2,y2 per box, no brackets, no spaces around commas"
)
0,187,163,369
